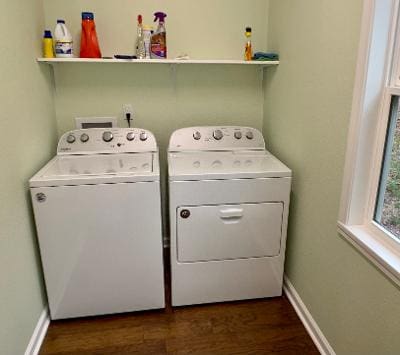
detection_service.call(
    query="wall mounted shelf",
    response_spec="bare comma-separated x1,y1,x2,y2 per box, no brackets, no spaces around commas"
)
37,58,279,67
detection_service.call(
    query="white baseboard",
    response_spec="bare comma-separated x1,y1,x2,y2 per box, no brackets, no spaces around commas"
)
283,276,335,355
24,308,50,355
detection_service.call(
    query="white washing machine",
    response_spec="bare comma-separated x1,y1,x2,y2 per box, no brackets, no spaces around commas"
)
30,128,165,319
168,126,292,306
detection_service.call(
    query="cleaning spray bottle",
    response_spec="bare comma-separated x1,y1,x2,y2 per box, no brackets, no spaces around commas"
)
150,12,167,59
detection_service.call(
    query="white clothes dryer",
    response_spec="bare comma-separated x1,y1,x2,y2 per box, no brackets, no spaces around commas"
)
30,128,165,319
168,126,291,306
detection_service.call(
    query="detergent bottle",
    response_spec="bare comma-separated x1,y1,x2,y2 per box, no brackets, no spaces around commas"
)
80,12,102,58
42,30,55,58
150,12,167,59
54,20,73,58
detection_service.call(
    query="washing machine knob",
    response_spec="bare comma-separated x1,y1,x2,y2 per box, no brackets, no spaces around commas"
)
126,132,135,141
212,160,222,168
66,134,76,144
193,131,201,140
213,129,223,140
80,133,89,143
234,131,242,140
246,131,254,140
102,131,113,142
140,132,148,141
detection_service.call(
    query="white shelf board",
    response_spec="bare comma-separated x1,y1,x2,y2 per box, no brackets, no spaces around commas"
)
37,58,279,66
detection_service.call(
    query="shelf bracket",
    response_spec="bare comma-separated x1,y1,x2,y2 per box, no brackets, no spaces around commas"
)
170,63,178,95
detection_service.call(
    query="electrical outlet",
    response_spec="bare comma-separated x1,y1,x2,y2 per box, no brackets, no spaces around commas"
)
122,103,133,116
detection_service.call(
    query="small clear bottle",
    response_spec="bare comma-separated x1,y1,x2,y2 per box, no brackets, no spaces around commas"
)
244,27,252,61
136,15,146,59
143,25,153,59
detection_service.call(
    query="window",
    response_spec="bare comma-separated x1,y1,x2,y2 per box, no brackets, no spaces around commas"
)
338,0,400,285
374,96,400,239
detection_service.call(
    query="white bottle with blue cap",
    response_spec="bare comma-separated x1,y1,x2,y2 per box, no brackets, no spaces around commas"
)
54,19,73,58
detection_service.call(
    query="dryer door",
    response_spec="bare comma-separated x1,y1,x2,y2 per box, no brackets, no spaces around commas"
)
176,202,283,262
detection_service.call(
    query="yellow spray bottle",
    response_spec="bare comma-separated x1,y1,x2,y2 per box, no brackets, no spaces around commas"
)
43,30,55,58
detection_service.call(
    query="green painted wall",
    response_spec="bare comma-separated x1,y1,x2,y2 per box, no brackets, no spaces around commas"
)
43,0,270,153
43,0,269,59
3,1,398,353
264,1,400,354
0,0,57,353
42,1,271,225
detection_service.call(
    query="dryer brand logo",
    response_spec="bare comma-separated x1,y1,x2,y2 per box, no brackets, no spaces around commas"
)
60,147,71,152
36,193,47,203
180,209,191,219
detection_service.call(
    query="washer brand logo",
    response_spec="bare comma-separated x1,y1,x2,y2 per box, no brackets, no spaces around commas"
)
36,193,47,203
60,147,71,151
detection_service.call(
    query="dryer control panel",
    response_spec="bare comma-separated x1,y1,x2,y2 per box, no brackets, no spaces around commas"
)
58,128,158,155
169,126,265,152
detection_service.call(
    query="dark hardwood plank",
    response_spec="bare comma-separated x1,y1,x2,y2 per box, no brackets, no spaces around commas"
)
40,251,318,354
40,296,319,355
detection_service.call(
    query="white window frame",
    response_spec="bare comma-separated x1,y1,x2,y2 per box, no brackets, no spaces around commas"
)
338,0,400,285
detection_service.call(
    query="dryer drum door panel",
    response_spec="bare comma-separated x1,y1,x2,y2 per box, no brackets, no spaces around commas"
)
177,202,284,262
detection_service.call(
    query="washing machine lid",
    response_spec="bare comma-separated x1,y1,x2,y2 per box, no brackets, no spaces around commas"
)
168,150,291,181
30,153,159,187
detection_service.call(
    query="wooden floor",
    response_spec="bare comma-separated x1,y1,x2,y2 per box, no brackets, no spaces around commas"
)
40,295,318,354
40,249,317,354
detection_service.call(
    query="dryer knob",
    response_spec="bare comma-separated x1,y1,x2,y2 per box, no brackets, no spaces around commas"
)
80,133,89,143
102,131,113,142
234,131,242,140
246,131,254,140
213,129,223,140
193,131,201,140
140,132,148,141
126,132,135,141
66,134,76,144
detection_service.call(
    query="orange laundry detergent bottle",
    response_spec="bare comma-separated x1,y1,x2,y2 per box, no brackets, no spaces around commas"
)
80,12,102,58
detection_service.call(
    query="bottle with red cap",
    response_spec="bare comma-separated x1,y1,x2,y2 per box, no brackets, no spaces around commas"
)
80,12,102,58
136,15,145,59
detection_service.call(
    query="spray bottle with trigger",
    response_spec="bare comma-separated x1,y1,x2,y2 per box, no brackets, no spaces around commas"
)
150,12,167,59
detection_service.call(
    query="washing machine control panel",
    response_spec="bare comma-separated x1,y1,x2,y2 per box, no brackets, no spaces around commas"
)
58,128,158,155
169,126,265,151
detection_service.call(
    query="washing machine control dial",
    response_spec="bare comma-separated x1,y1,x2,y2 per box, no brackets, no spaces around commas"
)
193,131,201,140
80,133,89,143
140,132,148,141
213,129,223,140
126,132,135,141
246,131,254,140
102,131,113,142
66,134,76,144
234,131,242,140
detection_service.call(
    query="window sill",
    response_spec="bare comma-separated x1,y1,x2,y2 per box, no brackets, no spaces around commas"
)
337,222,400,286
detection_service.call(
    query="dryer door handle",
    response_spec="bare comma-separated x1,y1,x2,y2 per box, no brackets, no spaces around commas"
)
219,208,244,221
